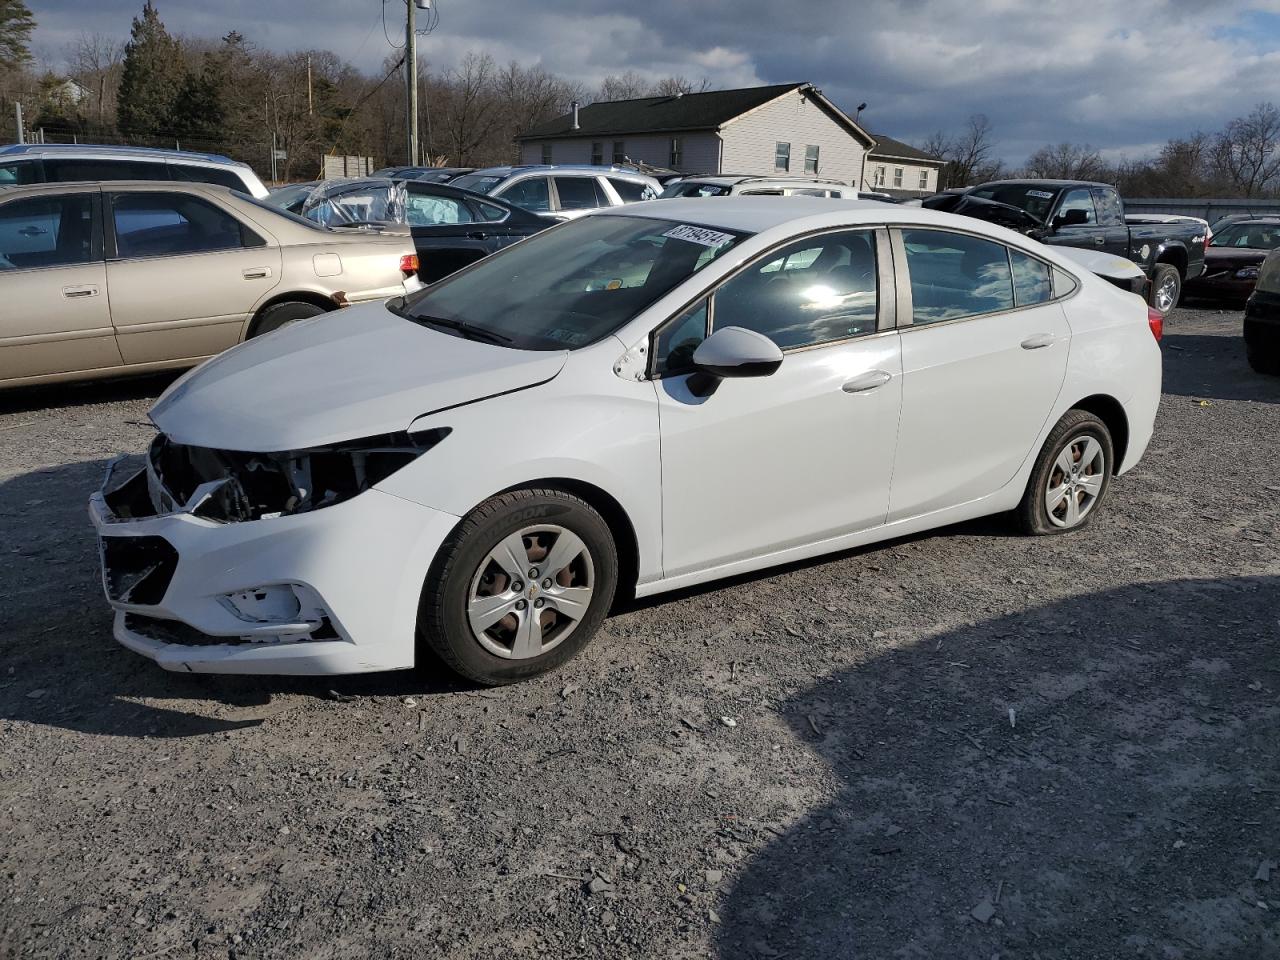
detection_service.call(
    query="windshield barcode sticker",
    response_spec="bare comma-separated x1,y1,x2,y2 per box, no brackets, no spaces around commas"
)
1027,190,1054,199
664,224,736,248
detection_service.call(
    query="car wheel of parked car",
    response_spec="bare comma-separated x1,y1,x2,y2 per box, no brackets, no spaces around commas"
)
419,488,618,685
1016,410,1114,536
1149,263,1182,316
1246,343,1280,376
250,301,327,338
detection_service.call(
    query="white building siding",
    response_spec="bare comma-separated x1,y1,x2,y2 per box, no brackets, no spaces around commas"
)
719,89,867,185
518,132,720,173
864,159,940,194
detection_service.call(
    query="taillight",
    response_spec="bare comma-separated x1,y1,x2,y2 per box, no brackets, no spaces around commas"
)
1147,306,1164,342
399,254,419,276
1204,230,1213,247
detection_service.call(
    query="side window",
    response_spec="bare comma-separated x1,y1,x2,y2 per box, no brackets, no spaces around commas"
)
775,141,790,172
0,160,41,185
1056,188,1097,226
1091,188,1124,227
405,193,472,226
652,299,708,376
901,229,1014,324
1010,249,1052,306
554,176,605,210
473,200,509,223
0,194,97,270
498,177,550,213
714,229,878,350
44,158,169,182
607,178,652,203
172,164,246,191
112,193,250,259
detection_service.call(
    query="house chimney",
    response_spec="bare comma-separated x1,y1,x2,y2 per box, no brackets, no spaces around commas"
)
571,101,580,130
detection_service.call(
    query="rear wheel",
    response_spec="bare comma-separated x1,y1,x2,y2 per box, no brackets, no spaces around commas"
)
1149,263,1182,316
1016,410,1114,536
249,300,327,338
418,488,618,685
1246,342,1280,375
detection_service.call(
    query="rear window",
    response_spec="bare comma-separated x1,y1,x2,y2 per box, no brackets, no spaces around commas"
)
554,176,606,210
660,181,731,199
172,164,247,191
43,158,169,183
608,178,657,202
0,160,40,185
451,174,503,194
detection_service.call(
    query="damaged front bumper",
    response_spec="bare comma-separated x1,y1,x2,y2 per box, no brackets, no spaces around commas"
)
89,455,459,675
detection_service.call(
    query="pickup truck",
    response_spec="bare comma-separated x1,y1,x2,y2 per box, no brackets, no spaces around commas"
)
922,179,1206,316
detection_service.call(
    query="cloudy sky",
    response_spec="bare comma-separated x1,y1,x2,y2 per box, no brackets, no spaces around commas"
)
27,0,1280,163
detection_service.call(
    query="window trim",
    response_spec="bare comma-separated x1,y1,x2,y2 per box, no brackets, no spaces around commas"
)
775,141,791,173
590,142,603,166
918,169,929,190
104,190,263,262
804,144,819,175
612,141,626,165
541,144,553,165
645,224,895,379
0,188,105,275
893,167,904,188
669,137,683,168
889,225,1080,331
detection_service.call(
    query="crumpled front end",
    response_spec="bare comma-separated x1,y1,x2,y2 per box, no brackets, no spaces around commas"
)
89,435,459,675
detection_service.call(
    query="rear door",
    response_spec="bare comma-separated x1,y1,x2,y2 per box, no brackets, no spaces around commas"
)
0,188,121,383
105,190,281,364
551,176,609,217
406,188,530,282
888,228,1070,520
493,176,552,216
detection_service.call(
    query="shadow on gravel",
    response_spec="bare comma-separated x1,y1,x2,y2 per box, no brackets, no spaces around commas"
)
0,371,179,415
0,458,470,740
1162,331,1280,404
716,575,1280,959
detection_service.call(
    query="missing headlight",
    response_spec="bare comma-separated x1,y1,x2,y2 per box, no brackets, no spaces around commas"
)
149,428,450,523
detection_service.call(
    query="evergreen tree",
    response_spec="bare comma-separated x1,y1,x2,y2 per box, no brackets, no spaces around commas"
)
0,0,35,69
171,54,226,143
117,1,182,139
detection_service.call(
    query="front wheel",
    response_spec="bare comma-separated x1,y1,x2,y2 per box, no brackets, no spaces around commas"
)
1149,263,1182,317
418,488,618,685
1246,342,1280,376
1016,410,1114,536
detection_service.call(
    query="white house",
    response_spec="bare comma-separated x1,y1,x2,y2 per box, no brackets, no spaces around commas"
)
517,82,876,186
863,134,946,199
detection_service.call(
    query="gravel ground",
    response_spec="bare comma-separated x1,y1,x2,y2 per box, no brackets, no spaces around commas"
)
0,306,1278,960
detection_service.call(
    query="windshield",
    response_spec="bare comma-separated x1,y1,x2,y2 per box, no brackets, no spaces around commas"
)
451,174,503,194
302,179,405,226
395,215,748,350
966,184,1059,223
1210,222,1280,249
660,181,732,199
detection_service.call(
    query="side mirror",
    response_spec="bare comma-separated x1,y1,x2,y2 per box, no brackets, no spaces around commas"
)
685,326,783,397
1054,208,1089,229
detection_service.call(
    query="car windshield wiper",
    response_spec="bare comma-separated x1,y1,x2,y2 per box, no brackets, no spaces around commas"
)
413,315,513,345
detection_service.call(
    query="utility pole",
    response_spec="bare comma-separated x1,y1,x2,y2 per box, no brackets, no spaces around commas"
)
14,102,23,144
307,54,313,117
405,0,418,166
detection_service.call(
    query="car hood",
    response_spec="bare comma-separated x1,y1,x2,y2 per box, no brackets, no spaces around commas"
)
150,301,568,452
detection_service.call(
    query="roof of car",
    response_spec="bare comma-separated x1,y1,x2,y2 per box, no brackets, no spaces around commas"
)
462,164,656,181
677,175,850,187
975,179,1113,190
0,142,248,167
601,195,958,234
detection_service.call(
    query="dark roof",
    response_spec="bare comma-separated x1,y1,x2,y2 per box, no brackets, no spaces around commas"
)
868,134,941,164
976,179,1111,189
520,83,811,140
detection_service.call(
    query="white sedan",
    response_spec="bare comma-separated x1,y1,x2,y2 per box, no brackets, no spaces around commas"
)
90,198,1162,684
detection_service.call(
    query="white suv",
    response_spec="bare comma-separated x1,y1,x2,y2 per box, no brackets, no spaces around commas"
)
660,175,859,199
450,165,661,219
0,144,269,197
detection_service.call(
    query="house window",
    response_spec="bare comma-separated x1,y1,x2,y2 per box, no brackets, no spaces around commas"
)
612,141,625,165
804,144,819,175
874,166,886,187
919,169,929,190
670,137,683,168
893,167,904,188
541,144,553,165
591,142,603,165
775,141,790,172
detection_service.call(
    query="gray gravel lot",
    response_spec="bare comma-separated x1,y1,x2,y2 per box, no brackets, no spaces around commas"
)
1,306,1278,959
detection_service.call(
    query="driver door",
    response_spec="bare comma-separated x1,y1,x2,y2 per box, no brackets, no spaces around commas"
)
653,229,902,578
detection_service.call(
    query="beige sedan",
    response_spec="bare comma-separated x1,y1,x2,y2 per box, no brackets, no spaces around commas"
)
0,181,421,388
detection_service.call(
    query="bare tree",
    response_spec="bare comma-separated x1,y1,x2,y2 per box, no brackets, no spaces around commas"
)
596,71,651,102
921,114,1001,188
651,75,711,97
68,33,124,130
1023,141,1107,180
1212,102,1280,197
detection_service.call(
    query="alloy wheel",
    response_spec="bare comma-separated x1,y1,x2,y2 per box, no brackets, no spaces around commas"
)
466,524,595,659
1154,274,1179,313
1044,434,1106,528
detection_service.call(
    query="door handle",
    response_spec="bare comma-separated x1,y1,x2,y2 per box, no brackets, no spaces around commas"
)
467,231,489,240
1021,333,1056,350
61,284,99,299
1093,237,1105,246
842,369,893,393
242,267,272,279
18,225,48,237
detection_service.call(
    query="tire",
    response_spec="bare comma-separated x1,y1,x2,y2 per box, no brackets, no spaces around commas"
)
1015,410,1115,536
249,300,327,338
1246,343,1280,376
418,488,618,685
1149,263,1182,317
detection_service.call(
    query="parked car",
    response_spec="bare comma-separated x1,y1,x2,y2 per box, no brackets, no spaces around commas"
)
925,179,1206,316
449,165,660,218
659,175,858,199
90,197,1160,684
0,181,419,389
371,166,475,183
265,181,321,215
1243,247,1280,374
1183,217,1280,302
0,143,269,198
